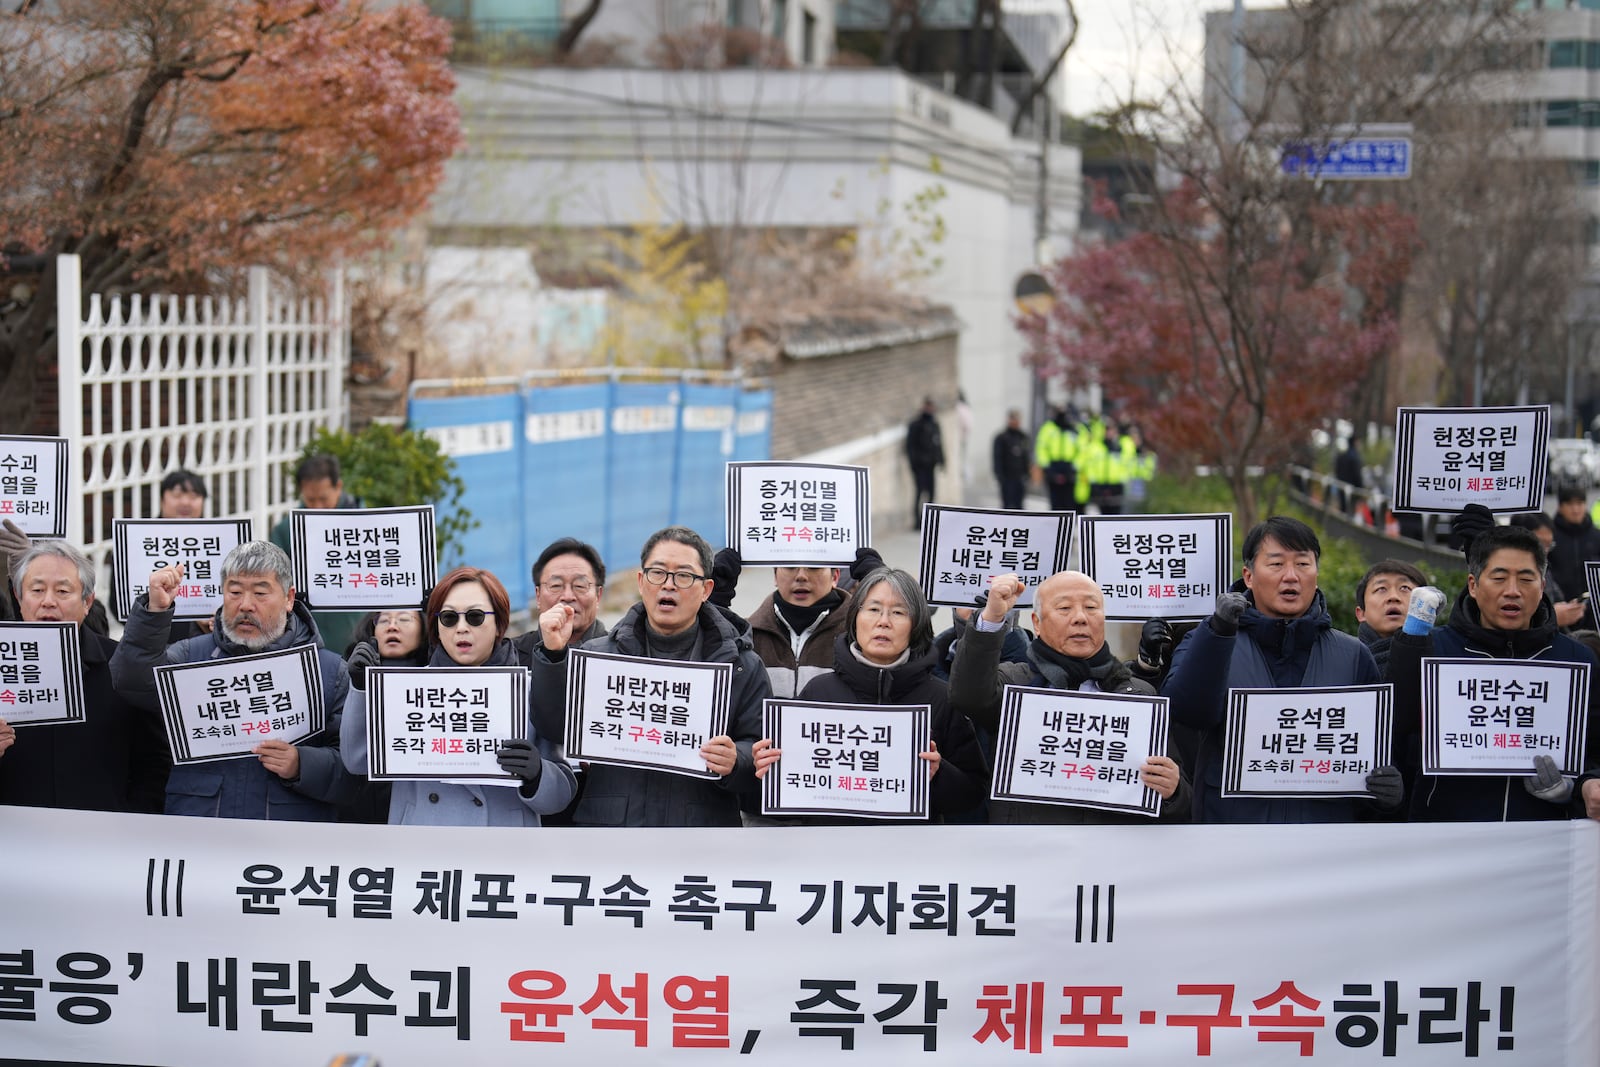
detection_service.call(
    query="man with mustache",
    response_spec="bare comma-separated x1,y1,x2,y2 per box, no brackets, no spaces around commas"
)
111,540,358,820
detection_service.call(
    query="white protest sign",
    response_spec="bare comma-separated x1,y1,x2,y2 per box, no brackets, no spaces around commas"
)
1584,560,1600,615
991,685,1168,817
917,506,1073,609
726,461,870,566
1421,658,1590,776
564,648,731,779
1392,406,1549,513
0,435,68,537
1080,514,1232,622
759,700,930,819
365,666,527,784
153,644,326,763
289,505,438,611
2,808,1599,1065
113,519,252,622
0,621,84,727
1221,685,1393,799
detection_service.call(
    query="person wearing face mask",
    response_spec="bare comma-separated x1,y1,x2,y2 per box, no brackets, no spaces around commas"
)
340,567,575,826
752,567,987,823
947,570,1189,824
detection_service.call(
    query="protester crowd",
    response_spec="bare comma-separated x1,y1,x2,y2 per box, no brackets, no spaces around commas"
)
2,446,1599,830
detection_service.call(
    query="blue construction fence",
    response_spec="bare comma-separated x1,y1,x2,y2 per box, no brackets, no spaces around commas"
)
408,369,773,610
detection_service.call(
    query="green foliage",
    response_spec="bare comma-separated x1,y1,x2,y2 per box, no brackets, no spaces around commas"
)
296,425,476,565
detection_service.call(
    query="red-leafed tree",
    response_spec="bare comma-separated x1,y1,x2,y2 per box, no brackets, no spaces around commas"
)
1020,183,1416,528
0,0,462,430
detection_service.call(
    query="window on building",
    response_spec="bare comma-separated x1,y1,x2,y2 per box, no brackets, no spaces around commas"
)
803,9,816,64
1551,39,1584,68
1549,99,1582,126
772,0,787,41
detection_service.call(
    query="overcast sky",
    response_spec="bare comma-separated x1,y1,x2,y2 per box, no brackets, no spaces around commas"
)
1060,0,1213,118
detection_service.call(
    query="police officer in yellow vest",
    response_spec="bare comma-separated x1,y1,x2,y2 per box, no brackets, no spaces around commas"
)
1034,407,1081,512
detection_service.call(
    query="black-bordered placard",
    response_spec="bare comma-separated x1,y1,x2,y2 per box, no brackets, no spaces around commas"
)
113,518,252,622
991,684,1168,818
759,699,930,819
153,643,326,764
916,505,1073,610
0,435,69,538
1584,560,1600,618
1421,658,1589,776
1222,684,1393,799
366,666,527,783
726,461,870,566
0,622,85,727
564,648,731,780
1080,513,1232,622
289,505,437,611
1392,405,1549,513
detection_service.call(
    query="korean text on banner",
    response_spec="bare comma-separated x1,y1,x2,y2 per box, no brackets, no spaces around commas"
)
113,519,252,623
0,621,84,726
366,666,528,783
1080,514,1233,622
289,506,438,612
1392,406,1549,513
564,648,732,779
917,506,1073,610
153,644,326,764
991,685,1168,818
0,810,1596,1064
761,700,931,819
727,462,870,566
1421,658,1590,776
0,434,69,538
1222,685,1394,799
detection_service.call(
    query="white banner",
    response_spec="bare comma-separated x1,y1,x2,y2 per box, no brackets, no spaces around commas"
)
760,700,931,819
1079,514,1232,622
0,809,1595,1064
0,434,68,537
726,461,870,566
1223,686,1393,799
564,649,731,779
113,518,252,622
991,686,1167,818
366,667,527,784
916,506,1073,609
290,505,438,611
0,621,84,727
153,645,327,763
1421,658,1590,776
1392,406,1549,513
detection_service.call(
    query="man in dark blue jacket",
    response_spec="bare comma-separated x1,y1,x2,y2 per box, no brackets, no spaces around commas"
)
1389,518,1600,821
1162,516,1400,823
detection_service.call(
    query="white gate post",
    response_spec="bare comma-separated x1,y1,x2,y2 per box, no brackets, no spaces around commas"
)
54,254,82,545
248,266,271,541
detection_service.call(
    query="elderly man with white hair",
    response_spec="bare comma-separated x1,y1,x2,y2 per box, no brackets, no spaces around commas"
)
947,568,1191,824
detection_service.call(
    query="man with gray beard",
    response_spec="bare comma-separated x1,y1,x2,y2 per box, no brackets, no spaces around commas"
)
111,540,358,820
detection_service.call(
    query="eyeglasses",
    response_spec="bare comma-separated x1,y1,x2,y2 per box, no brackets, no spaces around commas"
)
539,579,595,595
437,609,494,628
641,567,707,589
375,612,418,627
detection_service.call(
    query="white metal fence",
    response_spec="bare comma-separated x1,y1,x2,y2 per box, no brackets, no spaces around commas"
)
54,253,345,591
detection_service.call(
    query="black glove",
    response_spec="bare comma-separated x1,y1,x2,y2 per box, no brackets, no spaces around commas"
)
1210,592,1249,637
708,548,742,609
850,546,886,584
1365,765,1404,812
1137,619,1175,674
345,641,381,691
496,739,545,794
1449,503,1496,555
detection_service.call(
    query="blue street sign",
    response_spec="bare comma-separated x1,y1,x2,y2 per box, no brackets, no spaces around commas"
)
1281,137,1411,180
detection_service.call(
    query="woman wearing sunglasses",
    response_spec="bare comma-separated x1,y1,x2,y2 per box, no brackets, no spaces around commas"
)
753,567,988,823
340,566,575,825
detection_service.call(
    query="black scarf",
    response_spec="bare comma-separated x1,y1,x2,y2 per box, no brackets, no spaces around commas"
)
776,589,844,636
1026,636,1131,692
